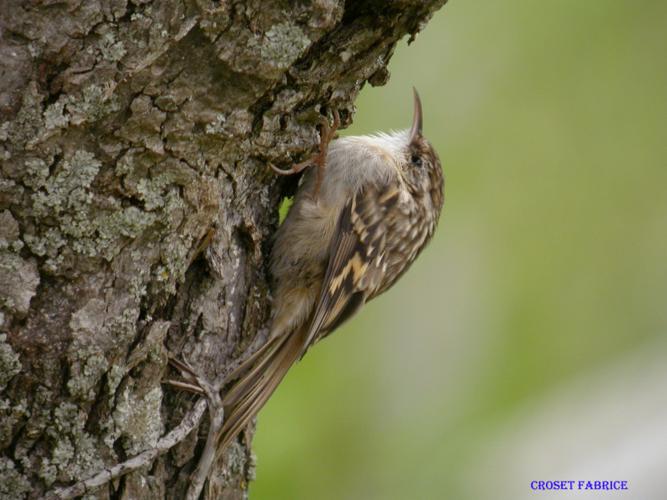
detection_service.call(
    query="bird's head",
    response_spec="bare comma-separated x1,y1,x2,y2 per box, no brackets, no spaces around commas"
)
400,89,444,211
363,90,444,209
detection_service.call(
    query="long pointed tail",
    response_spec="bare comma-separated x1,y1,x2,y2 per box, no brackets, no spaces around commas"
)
218,330,304,450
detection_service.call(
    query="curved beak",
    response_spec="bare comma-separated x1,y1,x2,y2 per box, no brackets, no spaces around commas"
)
409,87,423,143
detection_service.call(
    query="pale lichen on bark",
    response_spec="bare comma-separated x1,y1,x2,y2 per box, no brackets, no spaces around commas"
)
0,0,446,497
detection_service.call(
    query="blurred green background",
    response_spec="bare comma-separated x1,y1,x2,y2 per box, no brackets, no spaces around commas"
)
253,1,667,499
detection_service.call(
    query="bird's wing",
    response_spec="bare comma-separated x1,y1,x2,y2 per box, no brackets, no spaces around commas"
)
300,182,402,353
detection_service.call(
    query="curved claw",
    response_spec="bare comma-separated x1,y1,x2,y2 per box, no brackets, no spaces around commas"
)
268,162,310,176
329,109,341,134
163,379,206,395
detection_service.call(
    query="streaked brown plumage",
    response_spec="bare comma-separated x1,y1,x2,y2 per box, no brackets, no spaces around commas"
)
218,89,444,451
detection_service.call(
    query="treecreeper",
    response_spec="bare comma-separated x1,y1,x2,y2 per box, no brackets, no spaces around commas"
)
171,89,445,493
221,87,444,444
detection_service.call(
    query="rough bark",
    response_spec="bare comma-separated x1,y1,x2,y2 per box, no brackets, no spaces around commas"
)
0,1,446,498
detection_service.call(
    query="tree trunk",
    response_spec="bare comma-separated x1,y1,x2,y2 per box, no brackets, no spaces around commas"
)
0,1,446,498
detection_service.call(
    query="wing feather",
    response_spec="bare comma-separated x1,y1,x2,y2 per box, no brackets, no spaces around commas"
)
300,182,401,353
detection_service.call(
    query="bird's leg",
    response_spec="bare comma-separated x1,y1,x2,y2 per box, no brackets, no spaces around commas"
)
270,109,340,196
164,356,225,500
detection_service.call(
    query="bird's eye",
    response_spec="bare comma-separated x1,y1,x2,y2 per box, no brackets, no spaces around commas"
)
411,154,423,167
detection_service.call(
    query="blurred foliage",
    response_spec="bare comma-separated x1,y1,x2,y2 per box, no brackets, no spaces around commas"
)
252,1,667,498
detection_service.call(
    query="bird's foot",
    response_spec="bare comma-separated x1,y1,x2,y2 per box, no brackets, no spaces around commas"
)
164,356,225,500
165,356,218,397
269,109,341,195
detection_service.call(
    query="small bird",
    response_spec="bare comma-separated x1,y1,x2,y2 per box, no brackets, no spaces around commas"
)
218,89,445,450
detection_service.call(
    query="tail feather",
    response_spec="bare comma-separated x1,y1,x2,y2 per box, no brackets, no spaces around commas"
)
218,330,304,450
222,333,284,387
222,335,289,408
